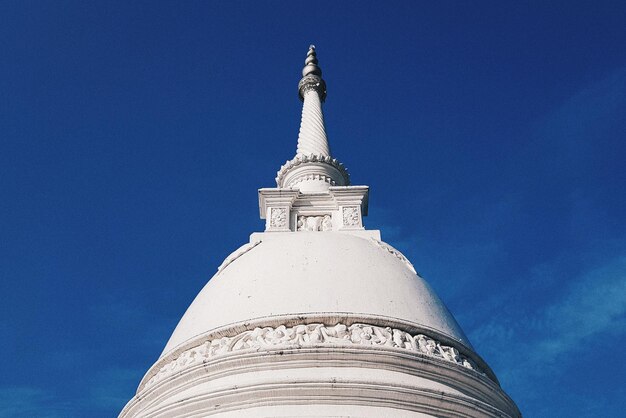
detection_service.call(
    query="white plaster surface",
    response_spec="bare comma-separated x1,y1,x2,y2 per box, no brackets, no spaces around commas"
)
162,231,470,356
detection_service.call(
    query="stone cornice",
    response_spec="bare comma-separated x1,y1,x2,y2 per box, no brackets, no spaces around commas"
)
129,383,517,418
123,345,519,418
126,370,519,418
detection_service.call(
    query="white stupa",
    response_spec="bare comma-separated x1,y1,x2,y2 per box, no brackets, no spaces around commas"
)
120,46,521,418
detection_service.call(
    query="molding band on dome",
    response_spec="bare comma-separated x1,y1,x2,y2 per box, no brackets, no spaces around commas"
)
216,239,261,275
143,322,484,390
371,238,418,275
132,379,517,418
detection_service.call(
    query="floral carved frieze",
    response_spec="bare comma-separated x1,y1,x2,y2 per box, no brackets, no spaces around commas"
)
342,206,360,227
269,207,288,229
143,323,481,390
297,215,332,232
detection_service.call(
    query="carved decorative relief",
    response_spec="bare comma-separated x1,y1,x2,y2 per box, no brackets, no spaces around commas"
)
342,206,360,227
269,207,288,229
297,215,332,232
287,173,337,188
298,74,327,100
275,154,350,188
144,323,482,389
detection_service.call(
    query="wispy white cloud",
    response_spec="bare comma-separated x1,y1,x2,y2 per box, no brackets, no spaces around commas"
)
0,298,175,417
87,367,144,411
89,296,179,350
470,65,626,378
533,256,626,361
535,65,626,148
0,387,70,418
470,254,626,391
0,365,143,418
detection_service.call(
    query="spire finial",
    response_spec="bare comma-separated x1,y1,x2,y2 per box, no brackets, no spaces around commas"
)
298,45,326,101
302,45,322,77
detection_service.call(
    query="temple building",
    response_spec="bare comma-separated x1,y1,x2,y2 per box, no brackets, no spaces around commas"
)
120,46,521,418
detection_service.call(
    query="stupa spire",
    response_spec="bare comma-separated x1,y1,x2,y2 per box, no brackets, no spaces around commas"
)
296,45,330,157
275,45,349,193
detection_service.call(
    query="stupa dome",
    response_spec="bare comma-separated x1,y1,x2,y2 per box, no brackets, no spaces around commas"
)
163,231,471,355
120,46,521,418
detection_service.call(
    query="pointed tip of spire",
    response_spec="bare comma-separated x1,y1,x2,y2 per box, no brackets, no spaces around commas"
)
298,44,326,101
302,44,322,77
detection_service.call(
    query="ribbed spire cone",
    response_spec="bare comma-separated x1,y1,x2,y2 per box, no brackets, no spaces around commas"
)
296,45,330,157
275,46,349,191
296,89,330,156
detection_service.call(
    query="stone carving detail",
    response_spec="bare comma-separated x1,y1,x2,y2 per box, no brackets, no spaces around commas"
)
298,74,326,100
297,215,332,232
342,206,360,227
275,154,350,188
287,173,337,188
372,239,417,275
144,323,482,390
269,207,288,229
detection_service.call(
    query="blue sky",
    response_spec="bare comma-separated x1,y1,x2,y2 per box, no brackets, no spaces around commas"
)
1,1,625,417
